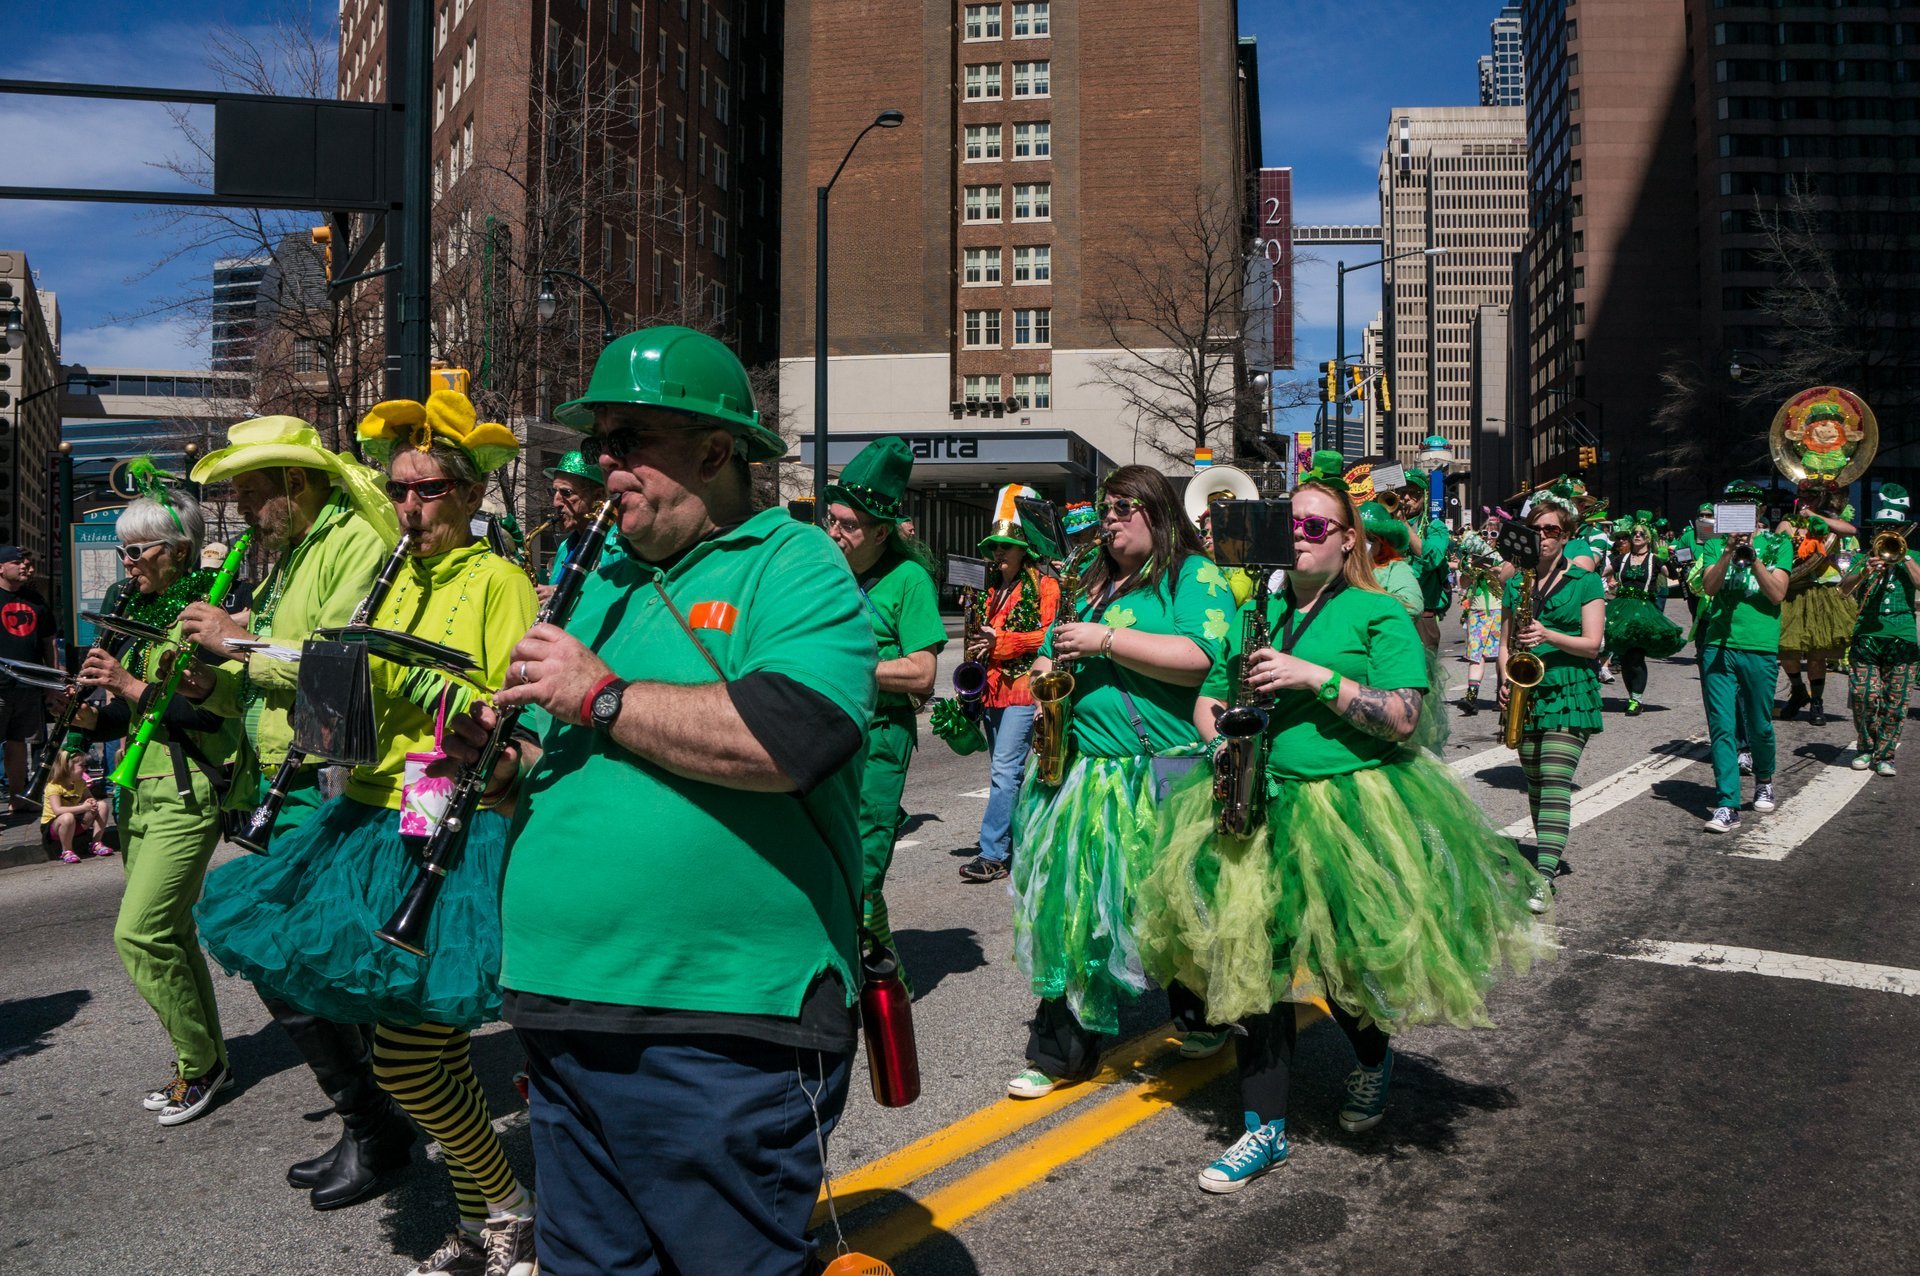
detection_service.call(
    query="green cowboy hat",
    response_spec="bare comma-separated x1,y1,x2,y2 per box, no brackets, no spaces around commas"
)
554,326,787,462
190,414,400,545
826,437,914,524
543,450,605,484
1871,483,1910,524
1359,500,1410,553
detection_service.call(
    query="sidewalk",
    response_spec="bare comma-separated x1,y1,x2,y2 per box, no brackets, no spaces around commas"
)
0,809,51,872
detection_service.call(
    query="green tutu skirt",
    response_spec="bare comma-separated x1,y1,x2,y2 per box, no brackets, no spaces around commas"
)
1011,753,1166,1035
1412,646,1452,755
1780,584,1857,656
196,796,511,1030
1138,753,1548,1029
1605,596,1685,659
1521,664,1604,734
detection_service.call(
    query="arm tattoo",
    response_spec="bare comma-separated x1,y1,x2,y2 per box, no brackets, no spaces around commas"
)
1340,685,1423,742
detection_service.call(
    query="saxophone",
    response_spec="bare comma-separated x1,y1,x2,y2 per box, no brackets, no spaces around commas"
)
1026,544,1099,786
1211,573,1273,836
1502,567,1545,749
951,588,988,715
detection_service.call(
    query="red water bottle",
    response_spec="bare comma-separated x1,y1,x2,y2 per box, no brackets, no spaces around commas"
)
859,944,920,1107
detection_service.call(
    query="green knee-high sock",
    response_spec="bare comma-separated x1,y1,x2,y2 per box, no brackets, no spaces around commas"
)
1529,731,1587,875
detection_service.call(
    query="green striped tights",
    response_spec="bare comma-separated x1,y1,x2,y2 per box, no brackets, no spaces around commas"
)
1517,729,1590,877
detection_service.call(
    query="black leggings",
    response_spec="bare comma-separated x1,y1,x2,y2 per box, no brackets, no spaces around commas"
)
1617,647,1649,697
1027,984,1216,1079
1238,1003,1389,1125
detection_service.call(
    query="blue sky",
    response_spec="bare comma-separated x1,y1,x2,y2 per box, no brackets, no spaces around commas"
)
3,0,1493,425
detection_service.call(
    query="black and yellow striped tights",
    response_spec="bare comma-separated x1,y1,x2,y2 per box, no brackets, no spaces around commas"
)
372,1022,524,1224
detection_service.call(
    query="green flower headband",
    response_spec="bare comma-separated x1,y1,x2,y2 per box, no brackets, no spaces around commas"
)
127,457,186,534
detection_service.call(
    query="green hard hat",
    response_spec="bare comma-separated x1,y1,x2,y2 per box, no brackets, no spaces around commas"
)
553,326,787,462
542,450,606,484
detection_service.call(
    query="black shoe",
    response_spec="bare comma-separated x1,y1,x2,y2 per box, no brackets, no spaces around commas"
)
1461,693,1479,716
1776,689,1808,720
288,1141,342,1189
959,854,1010,883
309,1101,415,1210
1809,699,1827,727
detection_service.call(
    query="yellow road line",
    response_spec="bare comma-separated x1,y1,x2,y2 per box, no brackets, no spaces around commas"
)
813,1024,1180,1227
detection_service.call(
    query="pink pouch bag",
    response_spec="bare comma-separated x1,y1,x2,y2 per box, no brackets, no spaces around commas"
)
400,691,455,838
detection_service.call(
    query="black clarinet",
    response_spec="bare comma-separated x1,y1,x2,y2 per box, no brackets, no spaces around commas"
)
23,586,135,807
231,532,414,854
377,499,619,954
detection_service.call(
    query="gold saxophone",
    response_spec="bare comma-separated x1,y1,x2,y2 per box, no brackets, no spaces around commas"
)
1027,545,1099,786
1503,567,1545,749
517,520,553,580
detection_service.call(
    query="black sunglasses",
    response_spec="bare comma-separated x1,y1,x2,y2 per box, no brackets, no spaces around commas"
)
386,478,460,502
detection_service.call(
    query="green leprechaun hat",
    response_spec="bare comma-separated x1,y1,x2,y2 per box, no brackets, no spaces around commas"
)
1872,483,1910,524
827,436,914,524
1359,500,1410,553
543,450,605,484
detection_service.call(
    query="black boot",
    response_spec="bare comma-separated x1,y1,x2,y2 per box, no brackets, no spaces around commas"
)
1809,698,1827,727
264,999,415,1207
310,1096,416,1210
1461,685,1480,716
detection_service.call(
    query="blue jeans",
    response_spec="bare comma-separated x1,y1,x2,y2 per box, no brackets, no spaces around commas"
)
521,1027,851,1276
978,703,1037,864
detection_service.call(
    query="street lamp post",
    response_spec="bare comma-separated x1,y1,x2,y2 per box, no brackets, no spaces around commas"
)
537,269,617,347
1335,246,1445,460
814,109,906,515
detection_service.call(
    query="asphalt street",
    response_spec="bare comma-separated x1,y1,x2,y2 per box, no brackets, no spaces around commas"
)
4,609,1918,1275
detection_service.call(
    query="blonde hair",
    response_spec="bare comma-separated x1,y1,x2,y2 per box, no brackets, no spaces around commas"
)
1295,480,1384,594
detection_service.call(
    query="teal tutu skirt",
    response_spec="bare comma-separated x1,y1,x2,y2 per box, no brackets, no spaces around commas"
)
1605,596,1685,659
1011,753,1169,1035
1138,752,1548,1030
1780,584,1857,655
196,797,511,1030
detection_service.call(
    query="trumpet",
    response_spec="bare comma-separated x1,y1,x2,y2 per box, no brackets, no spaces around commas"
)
1874,528,1908,564
1502,568,1545,750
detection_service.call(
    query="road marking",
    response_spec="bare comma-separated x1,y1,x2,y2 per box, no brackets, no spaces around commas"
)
1450,744,1512,777
1728,765,1874,860
959,787,991,798
1612,940,1920,997
1499,736,1708,839
894,840,922,851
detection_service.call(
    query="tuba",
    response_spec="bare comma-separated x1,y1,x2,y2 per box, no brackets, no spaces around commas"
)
1502,568,1545,749
1211,572,1273,836
1026,544,1099,786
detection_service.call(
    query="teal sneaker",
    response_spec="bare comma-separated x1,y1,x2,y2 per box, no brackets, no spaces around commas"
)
1007,1067,1063,1099
1338,1049,1395,1133
1198,1112,1287,1193
1179,1028,1234,1060
1876,761,1897,777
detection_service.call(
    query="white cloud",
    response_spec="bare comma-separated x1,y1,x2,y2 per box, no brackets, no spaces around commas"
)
62,317,208,369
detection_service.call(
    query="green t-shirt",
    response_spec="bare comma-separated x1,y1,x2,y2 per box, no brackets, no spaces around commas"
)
501,508,877,1016
1416,519,1452,612
856,552,947,715
1201,584,1429,781
1041,554,1232,757
1852,551,1920,644
1376,559,1423,614
1691,533,1796,653
1501,566,1607,670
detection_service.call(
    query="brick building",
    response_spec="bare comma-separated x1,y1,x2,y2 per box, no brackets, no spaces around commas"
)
780,1,1260,553
0,250,60,559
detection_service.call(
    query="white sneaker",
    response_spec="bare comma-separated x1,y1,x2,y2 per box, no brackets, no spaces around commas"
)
1738,751,1754,776
1008,1067,1062,1099
155,1063,234,1127
1852,754,1872,771
1752,782,1777,813
1178,1029,1234,1060
1598,665,1617,684
1876,761,1897,777
1704,806,1741,834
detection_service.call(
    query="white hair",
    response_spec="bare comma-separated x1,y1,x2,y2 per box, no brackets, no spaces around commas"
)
117,492,206,560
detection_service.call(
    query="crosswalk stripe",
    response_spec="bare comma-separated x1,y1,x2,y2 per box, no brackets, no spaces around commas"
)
1611,940,1920,997
894,840,922,851
1728,765,1874,860
1450,744,1512,777
959,787,991,798
1498,735,1709,839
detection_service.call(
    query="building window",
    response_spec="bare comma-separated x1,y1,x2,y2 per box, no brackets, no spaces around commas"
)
964,124,1003,161
711,282,726,324
293,337,324,374
1014,372,1051,408
675,116,686,159
699,67,708,107
610,0,619,32
698,133,708,176
964,374,1003,402
964,184,1003,222
964,4,1002,40
1012,182,1051,220
631,5,642,49
1012,244,1051,282
1012,121,1051,159
963,247,1003,285
677,44,687,90
715,80,730,123
602,225,614,274
1012,60,1049,97
964,63,1003,99
1011,2,1049,38
653,250,664,296
713,147,729,190
963,309,1003,347
625,233,637,282
1013,307,1050,346
716,15,731,55
713,215,727,257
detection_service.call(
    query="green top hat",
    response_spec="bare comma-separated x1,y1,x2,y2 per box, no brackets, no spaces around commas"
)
1359,500,1410,553
543,450,605,484
826,437,915,524
1872,483,1910,524
1723,479,1766,501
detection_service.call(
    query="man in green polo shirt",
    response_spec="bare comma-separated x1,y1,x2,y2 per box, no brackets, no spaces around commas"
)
175,415,411,1211
823,436,946,979
1691,479,1794,835
440,326,878,1275
1403,469,1451,651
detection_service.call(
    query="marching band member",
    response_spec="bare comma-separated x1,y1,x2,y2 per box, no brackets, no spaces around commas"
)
1455,517,1508,715
67,481,242,1128
1774,477,1859,725
1670,504,1713,642
1361,501,1422,615
177,416,408,1208
1692,480,1794,835
1500,486,1606,907
196,393,540,1274
436,327,877,1275
1603,516,1685,716
823,436,947,976
1007,465,1230,1098
1140,461,1540,1193
1401,469,1451,652
539,448,608,598
1842,484,1919,776
959,487,1061,884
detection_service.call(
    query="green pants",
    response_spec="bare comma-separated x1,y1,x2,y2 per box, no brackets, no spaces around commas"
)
857,713,916,937
1700,645,1777,809
115,769,227,1077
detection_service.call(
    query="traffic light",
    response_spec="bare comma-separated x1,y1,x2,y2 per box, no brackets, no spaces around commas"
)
1379,376,1392,413
430,366,472,395
1350,366,1366,402
1320,361,1337,404
1578,445,1598,469
311,226,333,281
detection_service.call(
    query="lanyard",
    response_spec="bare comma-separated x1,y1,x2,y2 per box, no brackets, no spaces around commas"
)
1533,562,1572,614
1274,579,1347,655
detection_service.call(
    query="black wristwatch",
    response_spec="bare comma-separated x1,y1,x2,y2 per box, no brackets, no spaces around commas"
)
589,677,631,732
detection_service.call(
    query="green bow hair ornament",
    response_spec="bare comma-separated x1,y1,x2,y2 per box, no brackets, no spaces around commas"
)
126,457,186,534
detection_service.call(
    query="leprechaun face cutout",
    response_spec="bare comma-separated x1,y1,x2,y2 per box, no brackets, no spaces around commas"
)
1778,388,1870,479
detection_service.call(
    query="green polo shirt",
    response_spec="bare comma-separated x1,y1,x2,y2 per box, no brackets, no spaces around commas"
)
1691,533,1796,653
1376,559,1423,614
1041,554,1231,757
1415,518,1452,612
856,551,946,716
501,507,878,1016
1202,583,1428,782
1853,550,1920,644
199,493,391,772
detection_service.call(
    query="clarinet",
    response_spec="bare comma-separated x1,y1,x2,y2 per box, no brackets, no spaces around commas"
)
377,498,620,955
23,587,136,807
230,532,414,854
